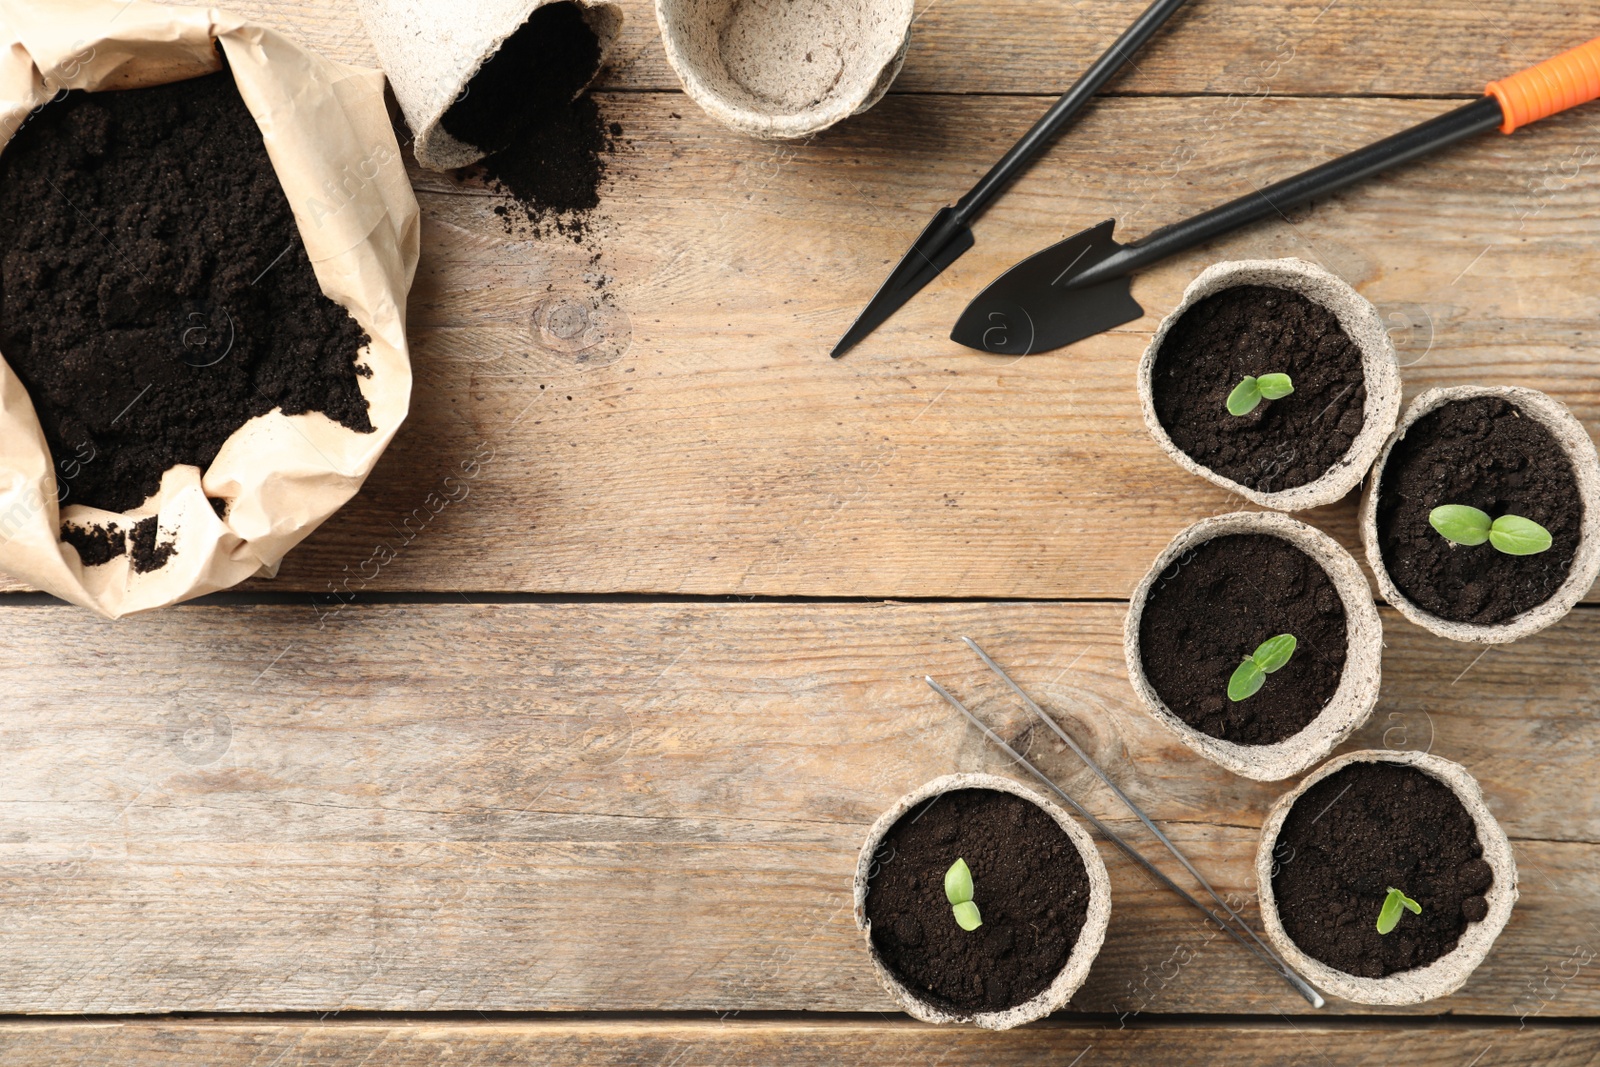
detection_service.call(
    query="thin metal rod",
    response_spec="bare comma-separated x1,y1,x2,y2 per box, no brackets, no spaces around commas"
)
924,676,1315,1003
1065,95,1507,290
953,0,1191,224
954,638,1326,1008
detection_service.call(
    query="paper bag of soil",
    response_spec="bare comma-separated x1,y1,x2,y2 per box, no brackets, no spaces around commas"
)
0,0,419,618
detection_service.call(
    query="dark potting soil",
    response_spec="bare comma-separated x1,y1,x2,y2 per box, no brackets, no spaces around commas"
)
440,2,617,239
61,522,124,567
61,516,177,572
864,788,1092,1014
1272,761,1492,977
1152,285,1368,492
441,2,599,155
0,70,374,522
1376,396,1581,624
480,96,615,240
128,516,177,573
1138,533,1347,745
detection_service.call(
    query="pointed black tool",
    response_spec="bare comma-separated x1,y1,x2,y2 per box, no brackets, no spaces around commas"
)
829,0,1191,359
951,60,1600,355
952,96,1509,355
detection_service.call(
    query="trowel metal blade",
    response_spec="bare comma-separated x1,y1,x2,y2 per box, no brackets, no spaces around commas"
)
949,219,1143,355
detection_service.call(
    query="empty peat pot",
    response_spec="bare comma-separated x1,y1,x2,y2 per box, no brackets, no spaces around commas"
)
853,773,1111,1029
1361,385,1600,644
654,0,913,139
1139,258,1402,510
1124,511,1383,781
1255,750,1517,1005
359,0,624,170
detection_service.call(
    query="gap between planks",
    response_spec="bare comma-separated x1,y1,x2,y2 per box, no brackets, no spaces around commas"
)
0,1013,1596,1067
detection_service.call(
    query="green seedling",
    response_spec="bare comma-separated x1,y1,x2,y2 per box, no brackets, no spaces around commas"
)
1226,373,1294,416
1227,633,1297,702
944,857,982,931
1376,886,1422,935
1429,504,1553,556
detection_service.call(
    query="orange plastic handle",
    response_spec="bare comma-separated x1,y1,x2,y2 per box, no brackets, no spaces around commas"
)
1487,36,1600,133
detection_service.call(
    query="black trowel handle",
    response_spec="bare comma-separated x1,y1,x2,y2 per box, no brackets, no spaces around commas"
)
952,0,1191,225
1068,95,1506,288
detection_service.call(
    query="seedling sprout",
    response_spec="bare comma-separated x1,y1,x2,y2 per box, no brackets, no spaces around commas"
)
944,857,982,931
1227,633,1297,702
1376,886,1421,935
1226,373,1294,416
1429,504,1552,556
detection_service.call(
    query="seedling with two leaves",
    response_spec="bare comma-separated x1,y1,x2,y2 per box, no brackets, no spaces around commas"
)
1429,505,1552,556
944,858,982,931
1226,373,1294,416
1228,633,1297,702
1376,886,1422,935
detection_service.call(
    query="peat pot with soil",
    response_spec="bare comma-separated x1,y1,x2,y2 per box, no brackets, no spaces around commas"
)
1255,750,1518,1005
0,1,418,618
1139,258,1401,511
1362,385,1600,644
853,773,1112,1029
1124,511,1383,781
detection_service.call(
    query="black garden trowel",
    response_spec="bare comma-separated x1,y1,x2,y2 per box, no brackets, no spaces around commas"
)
952,33,1600,356
829,0,1192,358
946,218,1142,356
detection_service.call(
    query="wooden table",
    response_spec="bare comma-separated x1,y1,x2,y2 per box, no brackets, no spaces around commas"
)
4,0,1600,1061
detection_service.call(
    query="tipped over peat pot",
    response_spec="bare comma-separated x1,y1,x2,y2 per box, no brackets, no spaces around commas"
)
853,773,1112,1029
358,0,623,171
1124,512,1383,781
1362,386,1600,643
1255,750,1517,1005
1139,258,1401,510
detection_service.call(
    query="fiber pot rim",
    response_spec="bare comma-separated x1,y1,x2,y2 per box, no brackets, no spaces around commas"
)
1123,511,1384,781
851,772,1112,1029
652,0,913,140
1138,257,1402,511
1358,385,1600,644
1254,749,1518,1006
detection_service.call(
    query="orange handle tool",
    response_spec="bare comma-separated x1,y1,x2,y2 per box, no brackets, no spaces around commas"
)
1488,36,1600,133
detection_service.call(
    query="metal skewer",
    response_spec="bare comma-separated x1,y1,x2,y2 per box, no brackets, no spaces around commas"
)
925,677,1308,1000
956,637,1323,1006
927,647,1324,1007
961,637,1295,957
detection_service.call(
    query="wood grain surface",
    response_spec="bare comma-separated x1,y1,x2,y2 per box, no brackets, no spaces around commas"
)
206,0,1598,98
201,92,1600,598
1,1017,1597,1066
10,0,1600,1054
6,13,1595,599
2,600,1597,1015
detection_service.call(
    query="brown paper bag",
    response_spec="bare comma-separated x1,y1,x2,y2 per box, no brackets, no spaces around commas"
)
0,0,419,618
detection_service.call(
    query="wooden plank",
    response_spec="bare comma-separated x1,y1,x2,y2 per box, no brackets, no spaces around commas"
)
2,1017,1598,1066
234,91,1598,598
197,0,1595,99
3,599,1599,1014
6,92,1597,599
